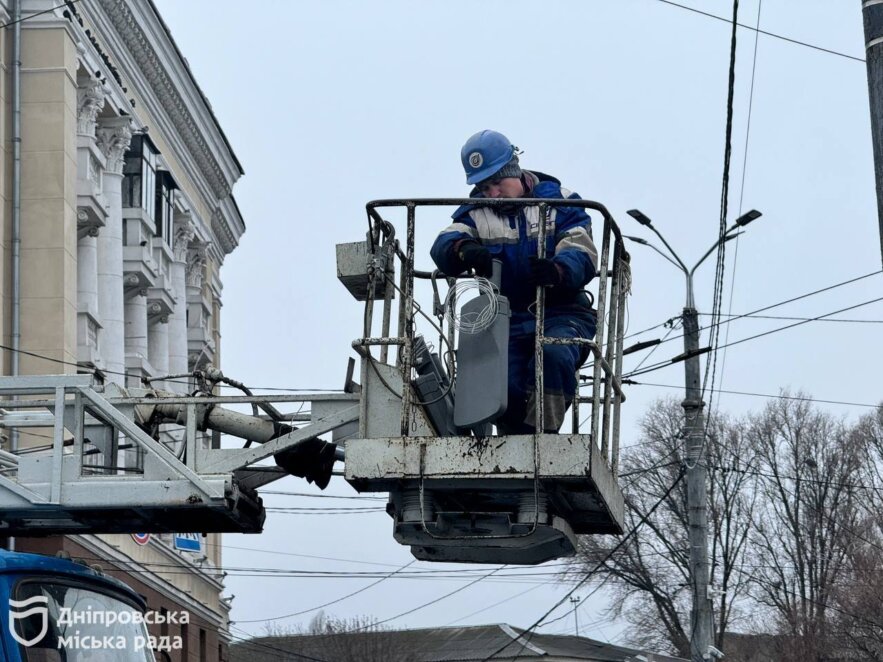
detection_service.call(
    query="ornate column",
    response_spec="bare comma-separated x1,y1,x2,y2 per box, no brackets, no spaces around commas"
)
96,117,132,385
76,74,106,368
168,214,195,392
185,243,213,370
123,277,148,388
147,305,169,390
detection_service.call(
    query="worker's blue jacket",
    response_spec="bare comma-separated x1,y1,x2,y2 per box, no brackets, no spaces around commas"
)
430,171,599,313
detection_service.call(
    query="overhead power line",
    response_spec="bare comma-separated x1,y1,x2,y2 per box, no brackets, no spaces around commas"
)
228,626,331,662
480,469,687,661
717,0,763,413
622,269,882,347
703,312,883,324
654,0,864,63
624,294,883,379
628,381,881,410
235,560,418,625
712,295,883,352
338,565,507,635
0,0,82,29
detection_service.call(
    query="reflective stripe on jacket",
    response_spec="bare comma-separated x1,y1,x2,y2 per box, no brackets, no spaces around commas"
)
430,171,598,312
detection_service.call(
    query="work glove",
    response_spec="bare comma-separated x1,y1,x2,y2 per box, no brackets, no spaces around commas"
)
457,240,493,277
528,257,562,287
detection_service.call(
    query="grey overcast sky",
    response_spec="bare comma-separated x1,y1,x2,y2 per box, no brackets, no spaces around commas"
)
153,0,882,647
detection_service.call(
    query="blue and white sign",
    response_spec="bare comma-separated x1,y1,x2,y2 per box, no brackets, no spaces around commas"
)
173,533,201,553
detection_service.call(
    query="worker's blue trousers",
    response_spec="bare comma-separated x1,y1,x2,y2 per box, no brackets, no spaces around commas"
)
498,306,597,434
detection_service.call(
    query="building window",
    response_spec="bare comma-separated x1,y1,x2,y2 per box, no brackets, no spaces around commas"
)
155,171,178,246
122,134,159,219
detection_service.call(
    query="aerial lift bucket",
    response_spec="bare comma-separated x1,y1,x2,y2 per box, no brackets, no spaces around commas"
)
339,198,629,565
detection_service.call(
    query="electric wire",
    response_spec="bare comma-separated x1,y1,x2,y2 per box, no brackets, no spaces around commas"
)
628,323,676,375
260,490,385,501
336,565,507,635
623,315,680,341
1,0,81,29
716,0,763,414
235,560,418,624
227,626,331,662
702,312,883,324
710,295,883,353
535,575,615,629
627,380,881,410
704,456,883,497
621,269,882,353
654,0,864,63
443,583,545,626
445,277,500,334
698,448,883,635
623,294,883,380
479,468,686,661
208,542,407,569
63,553,582,582
264,509,385,516
701,0,740,446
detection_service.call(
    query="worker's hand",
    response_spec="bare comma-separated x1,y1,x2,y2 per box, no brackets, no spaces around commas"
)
457,241,493,278
528,257,562,287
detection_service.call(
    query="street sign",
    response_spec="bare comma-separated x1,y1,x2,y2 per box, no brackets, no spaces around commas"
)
173,533,201,553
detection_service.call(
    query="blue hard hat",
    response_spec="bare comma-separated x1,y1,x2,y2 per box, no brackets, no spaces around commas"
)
460,130,516,185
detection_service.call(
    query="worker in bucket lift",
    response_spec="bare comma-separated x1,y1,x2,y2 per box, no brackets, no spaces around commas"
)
431,130,598,434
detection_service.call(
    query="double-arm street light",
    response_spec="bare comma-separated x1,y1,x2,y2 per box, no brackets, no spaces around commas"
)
626,208,761,309
624,207,762,662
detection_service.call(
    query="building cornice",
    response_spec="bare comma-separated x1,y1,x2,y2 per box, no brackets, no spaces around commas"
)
94,0,242,198
82,0,245,257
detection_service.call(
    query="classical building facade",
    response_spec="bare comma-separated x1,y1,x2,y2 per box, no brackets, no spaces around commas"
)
1,1,245,660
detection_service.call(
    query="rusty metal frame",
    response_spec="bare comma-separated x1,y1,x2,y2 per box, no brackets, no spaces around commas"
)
360,198,629,476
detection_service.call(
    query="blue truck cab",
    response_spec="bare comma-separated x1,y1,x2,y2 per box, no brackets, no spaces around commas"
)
0,549,155,661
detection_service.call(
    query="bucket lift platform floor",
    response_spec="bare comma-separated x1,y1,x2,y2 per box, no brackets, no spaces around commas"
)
344,433,625,565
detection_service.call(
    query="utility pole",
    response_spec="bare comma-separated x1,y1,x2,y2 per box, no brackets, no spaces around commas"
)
681,305,713,662
570,596,581,636
863,0,883,266
625,208,762,662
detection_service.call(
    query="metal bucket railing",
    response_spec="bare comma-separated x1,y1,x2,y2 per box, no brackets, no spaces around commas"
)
356,198,629,476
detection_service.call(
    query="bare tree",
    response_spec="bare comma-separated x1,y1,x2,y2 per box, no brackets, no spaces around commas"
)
745,395,867,662
235,612,416,662
573,398,755,657
829,404,883,660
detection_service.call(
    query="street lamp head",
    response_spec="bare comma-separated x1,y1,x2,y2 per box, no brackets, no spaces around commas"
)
723,231,744,244
735,209,762,227
626,209,653,227
623,235,649,245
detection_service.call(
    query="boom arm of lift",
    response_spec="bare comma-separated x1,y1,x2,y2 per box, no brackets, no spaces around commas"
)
142,390,343,489
0,373,359,536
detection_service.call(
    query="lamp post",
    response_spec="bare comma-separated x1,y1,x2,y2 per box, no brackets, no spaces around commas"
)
569,595,581,636
625,208,762,662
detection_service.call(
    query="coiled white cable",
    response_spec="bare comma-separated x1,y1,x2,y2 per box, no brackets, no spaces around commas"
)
444,277,499,334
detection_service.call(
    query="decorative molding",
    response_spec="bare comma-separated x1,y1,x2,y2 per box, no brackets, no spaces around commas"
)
76,74,107,137
77,207,103,238
186,243,207,289
173,214,195,263
210,207,237,255
97,0,234,200
88,151,103,193
96,117,132,175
